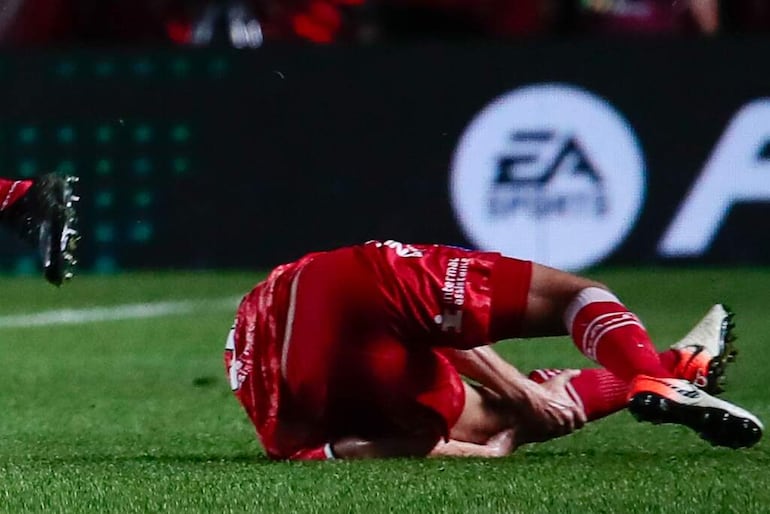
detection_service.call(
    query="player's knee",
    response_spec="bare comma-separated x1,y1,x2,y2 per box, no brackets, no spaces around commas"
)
567,279,624,305
562,281,617,319
565,272,609,296
574,280,612,298
522,265,618,337
530,263,607,301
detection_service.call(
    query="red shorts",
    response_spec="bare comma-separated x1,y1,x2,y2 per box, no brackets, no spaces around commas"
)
280,243,533,441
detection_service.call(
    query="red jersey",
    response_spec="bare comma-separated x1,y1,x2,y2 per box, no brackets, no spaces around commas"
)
226,251,322,459
226,241,531,459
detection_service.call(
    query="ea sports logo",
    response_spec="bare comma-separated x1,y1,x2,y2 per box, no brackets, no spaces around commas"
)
450,83,646,270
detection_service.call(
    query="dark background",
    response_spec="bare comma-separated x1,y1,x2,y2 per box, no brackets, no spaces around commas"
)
1,39,768,271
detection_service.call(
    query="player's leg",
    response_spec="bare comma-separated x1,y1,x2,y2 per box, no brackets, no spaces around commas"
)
314,338,468,458
524,307,761,448
357,341,528,452
492,262,763,448
364,242,718,387
0,172,79,285
449,377,599,449
351,338,466,441
504,261,673,381
528,367,626,422
526,365,763,449
362,243,761,448
525,365,759,449
371,244,669,382
448,381,516,445
528,303,740,422
280,248,456,435
528,360,712,425
319,336,520,459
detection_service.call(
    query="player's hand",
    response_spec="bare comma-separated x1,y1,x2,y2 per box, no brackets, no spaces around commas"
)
519,369,587,438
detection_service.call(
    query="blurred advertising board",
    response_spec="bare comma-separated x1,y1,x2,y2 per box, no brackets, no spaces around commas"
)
0,41,768,272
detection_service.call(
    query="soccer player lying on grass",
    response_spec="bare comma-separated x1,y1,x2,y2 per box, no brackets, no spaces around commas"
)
0,172,79,285
224,240,763,460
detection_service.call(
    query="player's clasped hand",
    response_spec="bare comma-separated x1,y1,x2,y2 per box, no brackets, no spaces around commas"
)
521,370,587,438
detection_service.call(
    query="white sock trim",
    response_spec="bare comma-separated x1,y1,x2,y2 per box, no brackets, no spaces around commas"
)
564,287,621,334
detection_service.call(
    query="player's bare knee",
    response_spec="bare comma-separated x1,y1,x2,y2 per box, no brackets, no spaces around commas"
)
530,263,605,300
523,264,617,337
562,280,613,312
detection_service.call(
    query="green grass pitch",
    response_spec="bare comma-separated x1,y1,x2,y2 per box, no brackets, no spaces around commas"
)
0,268,768,513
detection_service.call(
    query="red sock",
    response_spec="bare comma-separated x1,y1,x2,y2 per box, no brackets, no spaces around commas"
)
565,287,673,382
529,350,684,421
529,368,628,421
658,349,679,374
0,179,32,212
528,350,687,422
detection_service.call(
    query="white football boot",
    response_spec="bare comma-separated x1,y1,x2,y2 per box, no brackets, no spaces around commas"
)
628,375,763,449
669,304,737,394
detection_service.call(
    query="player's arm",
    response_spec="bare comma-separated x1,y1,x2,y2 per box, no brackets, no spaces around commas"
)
288,428,514,460
330,433,440,459
437,346,531,401
287,435,437,460
428,429,514,458
305,430,513,460
286,429,441,460
438,346,586,435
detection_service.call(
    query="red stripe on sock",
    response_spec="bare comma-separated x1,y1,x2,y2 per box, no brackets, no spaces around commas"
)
569,368,629,421
570,300,673,381
658,349,679,375
528,367,627,421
